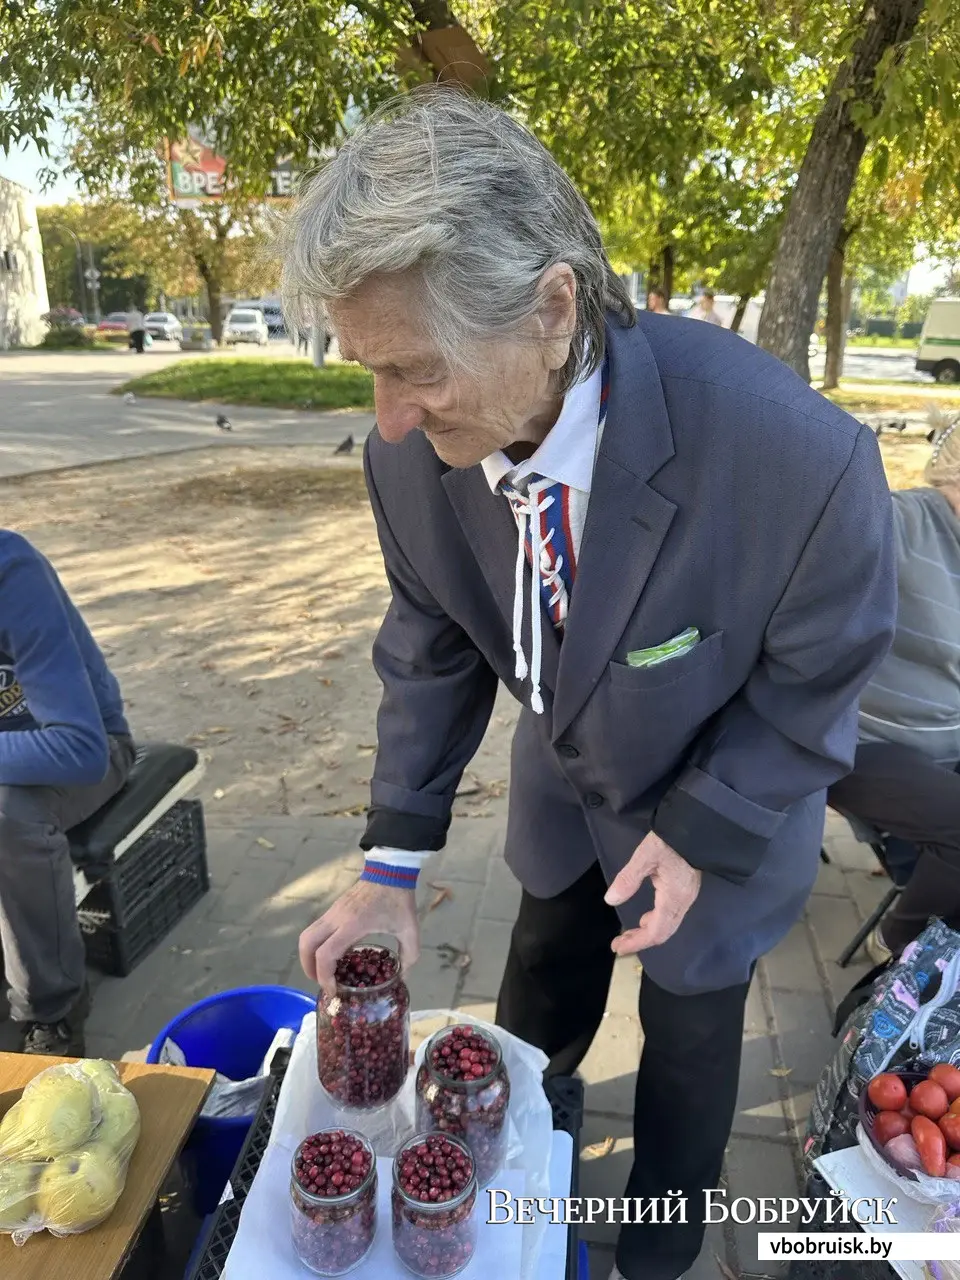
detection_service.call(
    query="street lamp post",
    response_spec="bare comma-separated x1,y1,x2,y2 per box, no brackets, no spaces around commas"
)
60,227,87,318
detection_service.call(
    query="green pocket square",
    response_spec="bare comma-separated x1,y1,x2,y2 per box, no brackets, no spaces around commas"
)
626,627,701,668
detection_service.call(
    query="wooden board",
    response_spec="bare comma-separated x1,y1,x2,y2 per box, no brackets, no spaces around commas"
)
0,1052,214,1280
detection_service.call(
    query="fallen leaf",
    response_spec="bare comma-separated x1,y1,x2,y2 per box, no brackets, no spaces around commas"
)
357,745,376,757
713,1255,739,1280
426,883,454,912
582,1136,616,1160
206,725,231,734
455,952,471,970
256,837,276,850
322,648,343,660
213,788,225,800
769,1067,793,1078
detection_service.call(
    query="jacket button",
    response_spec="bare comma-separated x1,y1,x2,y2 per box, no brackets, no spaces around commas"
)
584,792,604,809
557,743,579,759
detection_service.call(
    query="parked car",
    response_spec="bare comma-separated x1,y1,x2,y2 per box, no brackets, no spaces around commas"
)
144,311,183,342
231,299,285,338
224,309,270,346
96,311,129,334
916,298,960,383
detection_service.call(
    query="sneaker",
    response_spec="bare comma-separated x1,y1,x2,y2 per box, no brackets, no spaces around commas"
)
866,925,893,967
17,985,89,1057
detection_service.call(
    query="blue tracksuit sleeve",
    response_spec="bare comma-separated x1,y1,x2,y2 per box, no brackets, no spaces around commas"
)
0,545,111,786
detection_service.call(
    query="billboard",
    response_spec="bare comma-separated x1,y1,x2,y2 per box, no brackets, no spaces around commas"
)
166,127,305,207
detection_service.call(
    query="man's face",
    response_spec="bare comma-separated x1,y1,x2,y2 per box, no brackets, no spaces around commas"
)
328,272,573,469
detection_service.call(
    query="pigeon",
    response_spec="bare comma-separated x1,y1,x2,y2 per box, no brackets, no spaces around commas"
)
333,433,355,455
123,392,136,405
874,420,907,437
216,414,233,432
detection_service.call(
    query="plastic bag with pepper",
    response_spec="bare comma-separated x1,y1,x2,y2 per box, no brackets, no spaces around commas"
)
0,1058,140,1245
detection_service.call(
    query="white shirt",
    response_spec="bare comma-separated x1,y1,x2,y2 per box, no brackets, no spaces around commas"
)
367,366,604,878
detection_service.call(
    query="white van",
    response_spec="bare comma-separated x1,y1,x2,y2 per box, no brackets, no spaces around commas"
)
916,298,960,383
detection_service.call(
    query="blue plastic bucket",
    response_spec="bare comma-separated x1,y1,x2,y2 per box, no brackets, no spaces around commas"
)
147,985,315,1214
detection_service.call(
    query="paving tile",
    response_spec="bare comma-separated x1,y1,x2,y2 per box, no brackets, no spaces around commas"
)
580,1015,641,1117
455,997,497,1023
434,825,502,885
577,1113,635,1245
464,919,514,998
763,924,822,993
724,1137,800,1277
685,1221,734,1280
417,877,485,952
770,989,834,1087
477,857,523,923
404,946,463,1010
205,857,299,925
845,868,897,915
822,819,877,873
734,1017,792,1141
811,856,852,898
806,893,868,968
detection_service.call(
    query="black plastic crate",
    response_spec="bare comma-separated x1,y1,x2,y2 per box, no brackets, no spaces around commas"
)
78,799,209,976
187,1058,584,1280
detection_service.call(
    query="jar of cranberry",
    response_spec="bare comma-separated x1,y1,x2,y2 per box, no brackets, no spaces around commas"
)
415,1024,510,1186
392,1133,478,1278
316,943,410,1110
290,1129,377,1276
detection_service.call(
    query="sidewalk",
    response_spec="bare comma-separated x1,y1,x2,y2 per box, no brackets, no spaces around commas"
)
0,807,883,1279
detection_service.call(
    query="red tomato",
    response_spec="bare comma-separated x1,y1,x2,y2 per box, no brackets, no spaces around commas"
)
929,1065,960,1102
874,1110,911,1144
912,1115,947,1177
940,1114,960,1151
948,1153,960,1168
911,1080,950,1121
867,1073,909,1111
902,1104,917,1120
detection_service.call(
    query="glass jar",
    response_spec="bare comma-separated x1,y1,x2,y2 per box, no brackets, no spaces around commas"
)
290,1129,377,1276
316,943,411,1110
391,1133,478,1278
415,1024,510,1186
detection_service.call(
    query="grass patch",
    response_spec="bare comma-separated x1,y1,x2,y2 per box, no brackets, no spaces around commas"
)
170,465,368,510
822,385,960,414
118,358,374,410
845,336,917,349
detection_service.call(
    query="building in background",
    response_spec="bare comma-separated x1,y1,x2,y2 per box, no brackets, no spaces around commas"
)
0,174,49,348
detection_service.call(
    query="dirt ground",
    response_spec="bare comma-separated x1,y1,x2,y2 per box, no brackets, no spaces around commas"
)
2,429,928,821
4,447,517,820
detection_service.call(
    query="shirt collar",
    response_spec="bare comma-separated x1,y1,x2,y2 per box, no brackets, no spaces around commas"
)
480,364,603,495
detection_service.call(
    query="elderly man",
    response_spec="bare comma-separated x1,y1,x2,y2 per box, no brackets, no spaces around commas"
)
285,91,895,1280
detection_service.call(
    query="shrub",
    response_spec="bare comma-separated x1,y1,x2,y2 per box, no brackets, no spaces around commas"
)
40,327,94,349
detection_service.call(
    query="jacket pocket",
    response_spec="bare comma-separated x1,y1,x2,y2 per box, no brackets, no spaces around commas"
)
608,629,724,692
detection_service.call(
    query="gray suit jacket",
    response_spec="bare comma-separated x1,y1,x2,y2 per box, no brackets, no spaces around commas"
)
360,313,896,994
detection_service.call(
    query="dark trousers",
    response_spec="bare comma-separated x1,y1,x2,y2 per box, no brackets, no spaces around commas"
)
828,740,960,954
495,861,750,1280
0,734,135,1022
131,329,145,353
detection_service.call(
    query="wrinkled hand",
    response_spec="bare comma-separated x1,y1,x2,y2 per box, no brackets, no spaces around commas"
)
299,879,420,993
604,831,702,954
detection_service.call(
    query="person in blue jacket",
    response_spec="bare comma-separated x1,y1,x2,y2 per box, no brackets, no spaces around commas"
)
0,531,134,1055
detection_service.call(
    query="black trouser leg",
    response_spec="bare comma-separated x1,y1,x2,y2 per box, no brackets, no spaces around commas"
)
616,972,750,1280
828,741,960,953
495,859,750,1280
495,860,618,1076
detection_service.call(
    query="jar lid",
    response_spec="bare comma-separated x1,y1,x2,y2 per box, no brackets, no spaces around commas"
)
423,1024,504,1089
291,1128,377,1206
392,1132,477,1211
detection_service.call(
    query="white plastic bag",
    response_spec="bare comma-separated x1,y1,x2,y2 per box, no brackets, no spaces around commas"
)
271,1009,553,1279
0,1059,140,1245
857,1122,960,1206
924,1200,960,1279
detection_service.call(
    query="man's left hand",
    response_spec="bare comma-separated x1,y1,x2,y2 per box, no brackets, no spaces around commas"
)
604,831,702,954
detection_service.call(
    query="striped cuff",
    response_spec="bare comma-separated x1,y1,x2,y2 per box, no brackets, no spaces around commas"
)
361,859,421,889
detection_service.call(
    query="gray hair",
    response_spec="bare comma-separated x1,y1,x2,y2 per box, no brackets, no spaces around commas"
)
926,407,960,489
279,87,634,392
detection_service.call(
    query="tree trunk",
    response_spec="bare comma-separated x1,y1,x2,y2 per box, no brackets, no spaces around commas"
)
647,256,661,292
661,244,674,306
823,225,854,390
731,295,751,334
757,0,925,380
198,265,223,343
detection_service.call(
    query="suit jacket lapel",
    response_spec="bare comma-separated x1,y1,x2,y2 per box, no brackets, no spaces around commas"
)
441,466,561,705
552,320,677,740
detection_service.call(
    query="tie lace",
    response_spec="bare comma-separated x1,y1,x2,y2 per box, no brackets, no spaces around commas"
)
505,478,560,716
